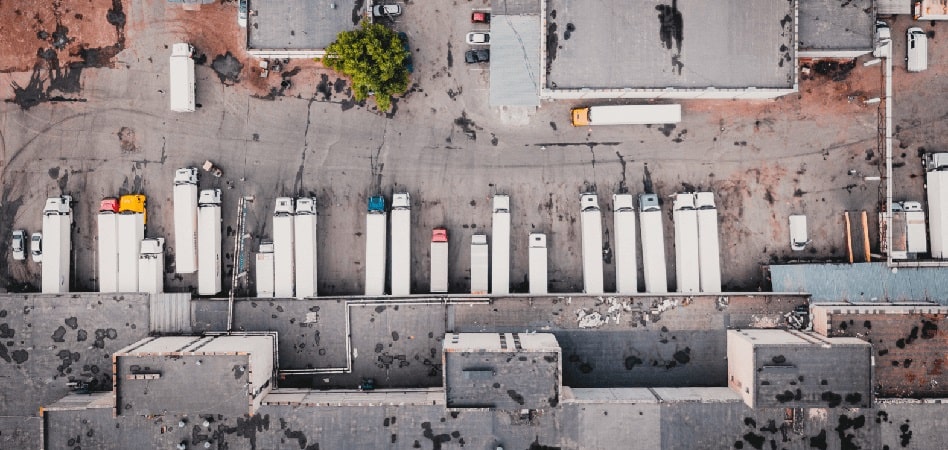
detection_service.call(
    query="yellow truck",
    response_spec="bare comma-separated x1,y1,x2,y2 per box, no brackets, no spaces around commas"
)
570,104,682,127
119,194,147,223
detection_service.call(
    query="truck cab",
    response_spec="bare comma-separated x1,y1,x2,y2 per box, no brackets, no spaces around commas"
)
492,194,510,213
580,193,599,211
295,197,317,215
44,195,73,215
174,167,199,185
432,228,448,243
926,153,948,172
99,197,120,213
695,192,716,209
198,189,222,206
119,194,147,223
392,192,411,210
368,195,386,213
274,197,295,215
639,193,660,212
673,193,696,211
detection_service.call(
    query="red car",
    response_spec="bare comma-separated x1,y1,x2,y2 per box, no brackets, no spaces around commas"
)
471,11,490,23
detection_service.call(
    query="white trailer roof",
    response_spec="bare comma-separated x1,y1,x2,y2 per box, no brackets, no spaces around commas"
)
42,213,71,293
272,214,295,298
674,204,700,293
613,194,637,294
294,214,318,298
98,213,119,293
390,208,411,296
117,213,144,293
697,207,721,293
639,210,667,293
364,213,387,296
198,204,222,296
580,194,604,294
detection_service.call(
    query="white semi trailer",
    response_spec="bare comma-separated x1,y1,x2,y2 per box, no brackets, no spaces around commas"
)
169,43,195,112
390,193,411,296
639,194,668,293
117,212,144,293
255,241,275,298
173,167,199,274
695,192,722,292
529,233,548,294
97,201,119,293
430,228,449,293
197,189,222,296
273,197,296,298
613,194,637,294
138,237,165,294
673,193,700,293
365,195,387,296
470,234,489,294
294,197,318,298
42,195,72,294
580,193,604,294
491,195,510,294
926,153,948,258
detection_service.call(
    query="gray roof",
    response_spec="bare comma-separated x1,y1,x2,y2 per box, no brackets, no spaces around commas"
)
246,0,361,51
489,15,542,107
491,0,539,15
798,0,874,52
545,0,796,90
769,262,948,303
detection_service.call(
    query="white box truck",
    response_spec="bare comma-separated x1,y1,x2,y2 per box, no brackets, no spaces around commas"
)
390,192,411,296
926,153,948,258
673,193,700,293
365,195,387,296
42,195,72,294
197,189,222,296
612,194,637,294
273,197,296,297
529,233,548,294
97,199,119,293
470,234,489,294
571,104,681,127
170,43,195,112
173,167,199,274
117,212,144,293
639,194,668,293
138,237,165,294
430,228,449,293
491,195,511,294
255,241,275,298
580,193,604,294
294,197,318,298
695,192,722,293
903,201,928,254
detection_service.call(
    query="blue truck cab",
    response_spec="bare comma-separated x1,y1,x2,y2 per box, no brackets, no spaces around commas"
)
368,195,386,213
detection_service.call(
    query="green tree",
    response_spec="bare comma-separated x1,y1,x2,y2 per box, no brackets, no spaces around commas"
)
322,22,409,111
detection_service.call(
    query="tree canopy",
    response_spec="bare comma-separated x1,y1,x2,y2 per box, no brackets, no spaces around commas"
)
322,22,409,111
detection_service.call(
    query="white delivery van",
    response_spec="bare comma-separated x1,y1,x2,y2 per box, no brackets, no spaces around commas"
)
789,215,809,251
906,27,927,73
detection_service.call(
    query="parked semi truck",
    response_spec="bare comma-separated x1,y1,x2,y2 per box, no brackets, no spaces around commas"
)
390,193,411,296
529,233,548,294
491,195,511,294
255,241,275,298
42,195,72,293
430,228,449,293
365,195,387,296
673,193,700,293
580,193,604,294
170,43,195,112
695,192,721,292
570,104,681,127
926,153,948,258
138,237,165,294
470,234,489,294
639,194,668,293
173,167,199,273
197,189,222,296
613,194,637,294
294,197,318,298
273,197,296,297
117,208,144,293
97,197,119,293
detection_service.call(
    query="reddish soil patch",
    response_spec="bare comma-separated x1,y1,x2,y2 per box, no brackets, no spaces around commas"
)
0,0,125,73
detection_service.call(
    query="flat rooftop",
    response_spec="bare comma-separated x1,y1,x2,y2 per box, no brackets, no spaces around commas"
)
443,332,559,352
246,0,361,51
798,0,874,54
769,262,948,303
545,0,796,90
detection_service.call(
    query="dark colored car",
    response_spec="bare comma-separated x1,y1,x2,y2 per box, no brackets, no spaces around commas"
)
397,32,414,73
471,11,490,23
464,49,490,64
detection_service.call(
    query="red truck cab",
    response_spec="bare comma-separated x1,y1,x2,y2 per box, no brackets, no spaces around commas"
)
99,197,119,213
432,228,448,242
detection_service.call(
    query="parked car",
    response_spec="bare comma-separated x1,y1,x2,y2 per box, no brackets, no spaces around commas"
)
373,4,402,17
398,32,414,73
11,230,26,261
471,11,490,23
789,215,809,251
464,49,490,64
238,0,248,27
466,32,490,45
30,232,42,262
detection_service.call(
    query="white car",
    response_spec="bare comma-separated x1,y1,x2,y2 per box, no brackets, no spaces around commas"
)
11,230,26,261
372,4,402,17
466,32,490,45
30,232,42,263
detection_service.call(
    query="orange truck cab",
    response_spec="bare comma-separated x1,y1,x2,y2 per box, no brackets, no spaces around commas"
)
119,194,148,223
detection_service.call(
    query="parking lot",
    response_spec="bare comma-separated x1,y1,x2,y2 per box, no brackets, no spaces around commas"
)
0,1,946,295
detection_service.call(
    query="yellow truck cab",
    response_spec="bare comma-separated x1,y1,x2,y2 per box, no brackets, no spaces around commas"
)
119,194,147,223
